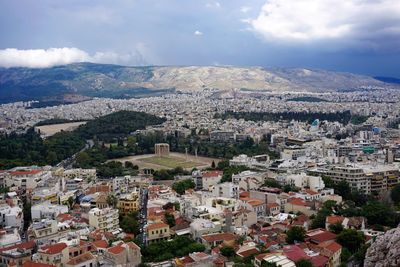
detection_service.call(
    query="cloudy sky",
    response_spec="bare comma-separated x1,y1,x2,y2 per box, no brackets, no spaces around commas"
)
1,0,400,76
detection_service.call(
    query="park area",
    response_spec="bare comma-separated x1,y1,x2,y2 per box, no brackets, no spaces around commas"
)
114,152,220,170
35,121,87,137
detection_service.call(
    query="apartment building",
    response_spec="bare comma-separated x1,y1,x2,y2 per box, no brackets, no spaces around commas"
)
88,208,119,232
324,165,371,194
323,164,400,195
118,191,140,216
0,204,23,230
30,220,59,239
211,183,239,199
192,170,222,190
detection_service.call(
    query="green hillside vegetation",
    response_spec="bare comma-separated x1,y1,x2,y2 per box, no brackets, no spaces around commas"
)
75,110,166,141
0,111,165,169
0,129,85,169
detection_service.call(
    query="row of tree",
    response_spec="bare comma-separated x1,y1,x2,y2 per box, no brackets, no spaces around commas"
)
215,110,354,125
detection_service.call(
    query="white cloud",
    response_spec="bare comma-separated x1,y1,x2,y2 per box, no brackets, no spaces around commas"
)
0,47,147,68
240,6,251,13
194,30,203,36
249,0,400,48
206,2,220,8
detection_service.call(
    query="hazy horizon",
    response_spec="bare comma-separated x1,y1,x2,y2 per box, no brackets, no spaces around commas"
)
1,0,400,76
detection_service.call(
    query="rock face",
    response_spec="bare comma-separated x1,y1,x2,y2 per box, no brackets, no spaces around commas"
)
364,227,400,267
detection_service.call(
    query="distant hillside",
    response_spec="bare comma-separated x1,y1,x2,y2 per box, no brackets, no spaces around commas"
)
374,76,400,84
0,63,397,103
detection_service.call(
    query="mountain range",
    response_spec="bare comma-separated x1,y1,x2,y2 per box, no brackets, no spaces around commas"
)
0,62,398,104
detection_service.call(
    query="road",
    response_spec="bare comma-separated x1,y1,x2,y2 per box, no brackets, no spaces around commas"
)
138,187,148,245
56,139,94,169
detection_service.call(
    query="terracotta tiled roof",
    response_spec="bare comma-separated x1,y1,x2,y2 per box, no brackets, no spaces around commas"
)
288,198,307,206
108,244,125,255
243,198,264,206
237,247,259,258
147,222,169,231
0,240,35,252
92,240,109,249
22,261,56,267
309,231,337,244
9,170,42,176
39,243,67,255
239,191,250,198
56,213,74,222
310,255,329,267
201,233,236,243
326,215,344,224
267,203,279,208
202,171,223,177
304,189,319,195
283,245,309,262
319,241,342,253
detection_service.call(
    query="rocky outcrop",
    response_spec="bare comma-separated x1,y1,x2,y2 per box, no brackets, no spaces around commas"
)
364,227,400,267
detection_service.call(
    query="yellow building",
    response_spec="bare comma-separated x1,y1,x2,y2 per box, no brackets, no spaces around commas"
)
118,191,140,216
146,222,170,244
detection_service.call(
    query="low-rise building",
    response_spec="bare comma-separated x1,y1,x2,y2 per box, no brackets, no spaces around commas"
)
232,171,265,191
31,203,68,221
103,241,141,267
0,240,35,266
33,243,69,267
146,223,170,244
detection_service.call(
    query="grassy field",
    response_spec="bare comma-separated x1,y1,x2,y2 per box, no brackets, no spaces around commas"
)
139,156,202,169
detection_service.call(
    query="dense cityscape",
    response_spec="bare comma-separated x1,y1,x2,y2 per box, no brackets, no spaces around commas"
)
2,0,400,266
0,87,399,267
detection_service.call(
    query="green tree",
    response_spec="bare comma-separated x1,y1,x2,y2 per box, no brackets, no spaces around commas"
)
311,200,337,229
340,247,351,263
211,161,216,169
286,226,306,244
335,180,351,200
329,222,344,234
107,194,118,208
391,184,400,205
172,179,196,195
220,246,235,257
263,179,281,188
165,213,176,227
336,229,365,253
295,259,313,267
120,214,140,235
261,262,278,267
67,196,75,210
361,201,398,227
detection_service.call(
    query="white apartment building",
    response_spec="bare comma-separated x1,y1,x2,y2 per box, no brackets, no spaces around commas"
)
232,171,265,191
0,204,23,230
31,203,69,221
88,208,119,232
230,154,270,169
282,173,325,191
5,169,51,190
211,182,239,199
